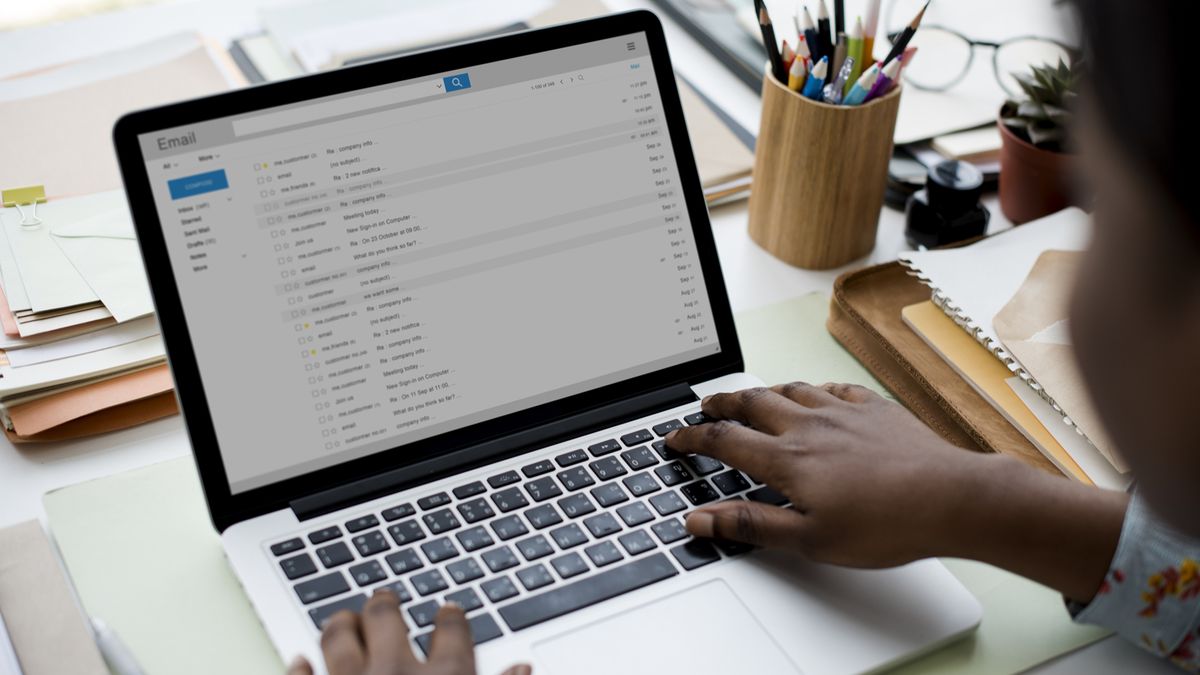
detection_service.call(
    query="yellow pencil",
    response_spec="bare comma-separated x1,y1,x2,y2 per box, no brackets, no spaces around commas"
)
787,55,808,92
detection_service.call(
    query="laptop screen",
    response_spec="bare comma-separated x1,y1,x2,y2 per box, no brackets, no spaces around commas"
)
137,33,720,494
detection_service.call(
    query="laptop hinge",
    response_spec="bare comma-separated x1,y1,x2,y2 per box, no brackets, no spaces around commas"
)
289,382,698,522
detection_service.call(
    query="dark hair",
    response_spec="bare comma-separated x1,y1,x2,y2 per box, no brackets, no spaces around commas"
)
1073,1,1198,231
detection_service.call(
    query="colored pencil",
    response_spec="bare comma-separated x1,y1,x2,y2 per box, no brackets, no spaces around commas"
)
755,0,787,83
882,0,928,67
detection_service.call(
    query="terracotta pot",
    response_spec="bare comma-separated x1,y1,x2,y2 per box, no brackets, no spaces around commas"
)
998,119,1077,224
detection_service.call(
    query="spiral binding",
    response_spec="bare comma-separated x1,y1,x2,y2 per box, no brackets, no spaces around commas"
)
899,260,1094,445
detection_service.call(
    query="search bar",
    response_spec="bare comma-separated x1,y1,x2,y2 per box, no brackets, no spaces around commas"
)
232,74,469,137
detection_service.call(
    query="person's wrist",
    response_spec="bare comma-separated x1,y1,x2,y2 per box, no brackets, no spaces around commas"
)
928,450,1035,561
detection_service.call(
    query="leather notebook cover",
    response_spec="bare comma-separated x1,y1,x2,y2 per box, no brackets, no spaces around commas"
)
827,261,1058,475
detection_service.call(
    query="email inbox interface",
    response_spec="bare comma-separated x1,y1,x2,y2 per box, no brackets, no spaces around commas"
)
141,35,719,493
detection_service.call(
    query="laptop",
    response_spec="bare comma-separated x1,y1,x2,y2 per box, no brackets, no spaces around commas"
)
113,11,979,674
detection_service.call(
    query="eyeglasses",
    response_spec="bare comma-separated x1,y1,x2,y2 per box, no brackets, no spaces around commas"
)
882,24,1075,97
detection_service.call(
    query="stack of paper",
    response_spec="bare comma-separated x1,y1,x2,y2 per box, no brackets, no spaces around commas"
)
898,209,1132,490
0,33,240,441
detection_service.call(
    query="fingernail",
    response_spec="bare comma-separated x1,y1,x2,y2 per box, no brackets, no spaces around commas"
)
665,430,677,440
443,600,462,611
512,666,533,675
701,395,713,406
287,656,308,670
686,510,715,538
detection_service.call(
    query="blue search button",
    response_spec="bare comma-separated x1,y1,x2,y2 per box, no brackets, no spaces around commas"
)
168,169,229,200
443,73,471,92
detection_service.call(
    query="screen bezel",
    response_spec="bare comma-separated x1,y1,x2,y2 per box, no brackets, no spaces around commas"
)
113,10,742,532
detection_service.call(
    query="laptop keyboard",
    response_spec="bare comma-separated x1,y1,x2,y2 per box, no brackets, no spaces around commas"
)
268,410,790,654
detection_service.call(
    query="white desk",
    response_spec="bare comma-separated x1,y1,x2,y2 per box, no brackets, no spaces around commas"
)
0,1,1174,672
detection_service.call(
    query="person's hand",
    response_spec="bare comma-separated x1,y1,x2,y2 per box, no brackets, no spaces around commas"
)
286,589,530,675
665,382,990,568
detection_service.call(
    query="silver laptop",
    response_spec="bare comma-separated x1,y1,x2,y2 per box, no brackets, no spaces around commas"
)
113,11,979,674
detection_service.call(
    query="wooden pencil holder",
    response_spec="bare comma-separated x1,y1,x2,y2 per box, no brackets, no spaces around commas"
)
748,71,901,269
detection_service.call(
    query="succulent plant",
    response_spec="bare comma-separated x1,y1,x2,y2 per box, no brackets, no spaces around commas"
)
1000,58,1080,153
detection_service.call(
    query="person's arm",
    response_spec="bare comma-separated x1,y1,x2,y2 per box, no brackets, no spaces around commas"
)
664,382,1128,603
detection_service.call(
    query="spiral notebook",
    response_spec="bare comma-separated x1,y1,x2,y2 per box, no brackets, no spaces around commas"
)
898,208,1130,484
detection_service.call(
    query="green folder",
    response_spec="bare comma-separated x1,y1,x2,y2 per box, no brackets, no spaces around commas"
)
44,294,1109,674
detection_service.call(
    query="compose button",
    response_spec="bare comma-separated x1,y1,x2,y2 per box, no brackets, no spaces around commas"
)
443,73,472,92
168,169,229,200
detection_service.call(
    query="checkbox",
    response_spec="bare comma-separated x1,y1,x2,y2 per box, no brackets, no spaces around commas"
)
281,271,289,279
260,190,268,198
288,297,296,305
278,257,286,264
275,244,282,252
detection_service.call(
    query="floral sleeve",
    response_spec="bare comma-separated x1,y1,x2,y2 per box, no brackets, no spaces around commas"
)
1068,492,1200,671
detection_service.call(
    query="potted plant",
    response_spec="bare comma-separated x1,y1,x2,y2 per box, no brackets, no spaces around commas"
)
998,59,1081,224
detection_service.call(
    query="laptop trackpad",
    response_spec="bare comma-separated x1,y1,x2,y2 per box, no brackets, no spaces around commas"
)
532,579,803,675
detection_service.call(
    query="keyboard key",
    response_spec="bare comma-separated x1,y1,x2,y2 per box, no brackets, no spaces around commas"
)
385,548,424,575
421,537,459,564
345,514,379,533
587,439,621,456
524,476,562,502
481,575,519,602
295,571,350,604
651,518,689,544
316,541,354,568
549,523,588,550
481,546,520,573
620,446,659,471
423,509,461,535
349,560,387,587
524,504,562,530
622,472,661,497
452,481,486,499
516,535,554,561
670,540,720,570
308,526,342,544
583,513,622,539
590,483,629,508
651,439,677,461
746,486,789,506
490,515,529,541
555,449,588,467
388,520,426,546
620,429,654,447
444,587,484,612
376,580,412,603
381,503,415,521
414,614,503,655
652,419,684,437
498,553,677,631
615,502,655,527
654,462,693,487
352,530,390,557
271,538,304,556
487,470,522,489
618,529,658,556
410,569,449,596
588,457,627,481
555,467,595,491
309,593,365,628
556,493,596,519
521,460,554,478
280,553,317,580
686,455,724,476
713,539,755,556
456,526,494,553
457,498,495,524
711,470,752,495
408,600,441,627
683,412,714,425
585,541,624,567
680,481,720,506
649,491,687,516
417,492,451,510
550,552,589,579
446,558,485,585
516,564,555,591
491,487,529,513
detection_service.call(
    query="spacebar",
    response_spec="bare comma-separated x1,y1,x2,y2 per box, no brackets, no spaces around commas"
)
498,552,678,631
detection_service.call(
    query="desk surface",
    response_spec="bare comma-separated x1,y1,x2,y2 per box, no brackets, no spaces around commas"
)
0,1,1174,672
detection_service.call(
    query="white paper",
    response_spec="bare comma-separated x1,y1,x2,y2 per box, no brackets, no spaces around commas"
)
899,208,1091,353
0,224,31,312
0,335,165,399
4,316,159,368
11,307,112,338
51,194,155,323
0,609,22,675
1,199,109,313
1007,377,1131,491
